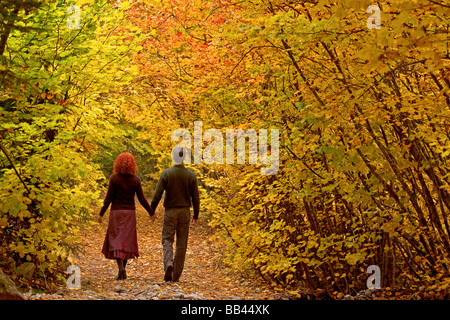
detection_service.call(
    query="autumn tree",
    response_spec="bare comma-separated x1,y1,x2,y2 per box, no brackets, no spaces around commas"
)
1,0,448,295
127,0,449,293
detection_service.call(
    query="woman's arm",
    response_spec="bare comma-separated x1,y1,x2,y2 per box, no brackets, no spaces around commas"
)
99,175,114,217
136,177,155,216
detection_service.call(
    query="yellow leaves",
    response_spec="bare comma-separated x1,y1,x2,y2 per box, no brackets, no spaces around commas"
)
334,5,348,19
120,1,131,10
0,147,100,276
306,240,319,250
127,64,139,74
381,220,401,236
0,216,7,229
345,252,366,265
285,274,294,283
18,210,32,219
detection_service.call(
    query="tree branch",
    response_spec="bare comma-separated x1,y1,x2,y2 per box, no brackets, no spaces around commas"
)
0,142,30,193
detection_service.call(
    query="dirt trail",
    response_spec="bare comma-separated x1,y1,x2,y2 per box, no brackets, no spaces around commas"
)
26,207,283,300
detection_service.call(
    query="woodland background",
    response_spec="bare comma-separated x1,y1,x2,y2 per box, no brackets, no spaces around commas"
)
0,0,449,296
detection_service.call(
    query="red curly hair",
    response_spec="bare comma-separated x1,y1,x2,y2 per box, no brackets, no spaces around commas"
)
113,152,137,175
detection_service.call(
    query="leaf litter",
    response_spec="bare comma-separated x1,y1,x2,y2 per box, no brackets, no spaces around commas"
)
25,206,285,300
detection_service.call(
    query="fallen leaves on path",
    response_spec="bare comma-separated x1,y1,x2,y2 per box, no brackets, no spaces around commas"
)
26,206,284,300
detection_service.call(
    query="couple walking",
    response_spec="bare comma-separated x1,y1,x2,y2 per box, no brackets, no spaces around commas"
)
97,147,200,282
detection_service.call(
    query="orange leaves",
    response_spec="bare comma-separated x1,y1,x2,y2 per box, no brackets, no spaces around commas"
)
39,92,54,100
59,99,71,106
36,87,56,101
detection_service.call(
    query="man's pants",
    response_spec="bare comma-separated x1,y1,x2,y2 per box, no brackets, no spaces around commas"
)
162,207,191,281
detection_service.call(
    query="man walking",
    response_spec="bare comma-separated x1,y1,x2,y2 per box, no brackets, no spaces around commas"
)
151,147,200,282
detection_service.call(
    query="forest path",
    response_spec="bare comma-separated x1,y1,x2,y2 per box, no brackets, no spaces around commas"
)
29,206,286,300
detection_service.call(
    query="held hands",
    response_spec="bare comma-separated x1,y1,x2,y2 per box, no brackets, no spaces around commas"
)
150,208,156,222
97,215,103,223
192,218,198,225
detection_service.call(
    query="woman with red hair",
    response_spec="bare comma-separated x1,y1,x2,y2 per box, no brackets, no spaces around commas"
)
98,152,155,280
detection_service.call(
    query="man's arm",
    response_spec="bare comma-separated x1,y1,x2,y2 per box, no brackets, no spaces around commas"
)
190,174,200,220
150,172,166,213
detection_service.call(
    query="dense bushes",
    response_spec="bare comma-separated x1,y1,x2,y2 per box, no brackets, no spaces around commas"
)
0,0,136,278
129,0,450,293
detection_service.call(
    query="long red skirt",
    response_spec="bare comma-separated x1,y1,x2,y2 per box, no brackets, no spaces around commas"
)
102,209,139,260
